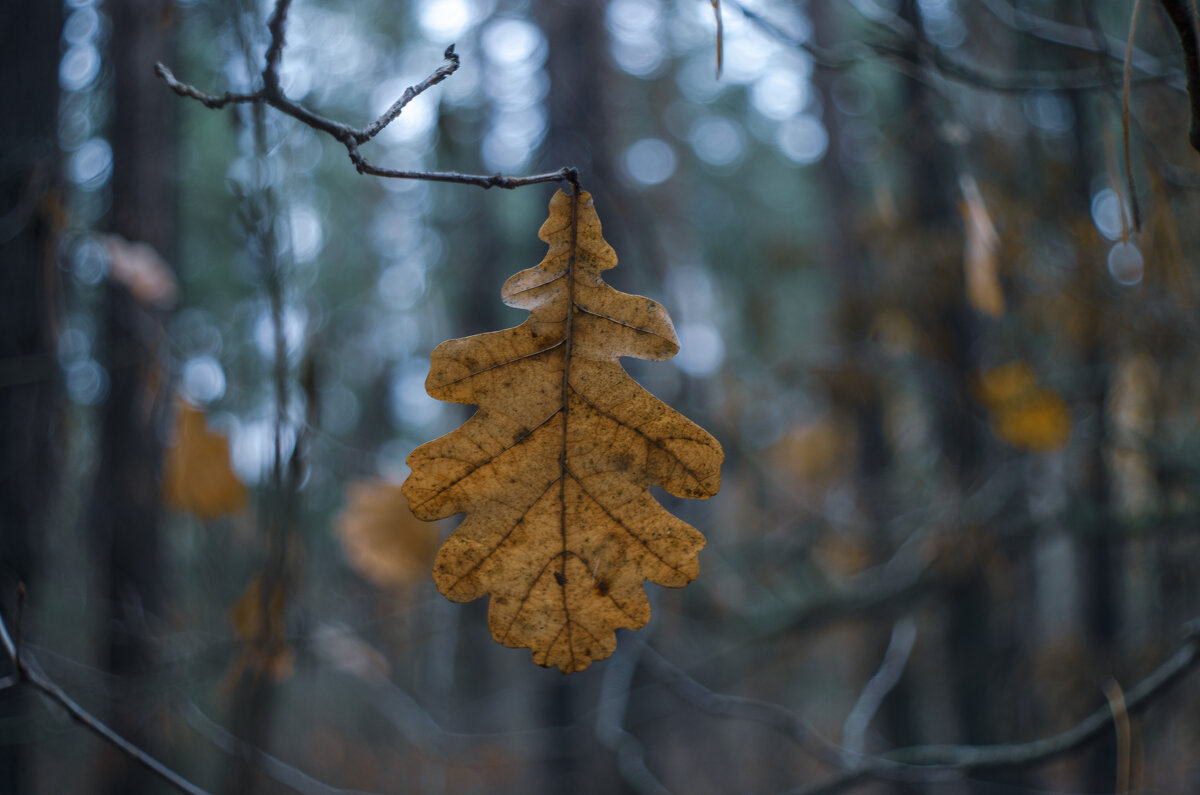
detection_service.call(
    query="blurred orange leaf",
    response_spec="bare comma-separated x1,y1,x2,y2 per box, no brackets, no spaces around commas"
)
162,401,247,520
336,480,438,588
403,190,723,673
975,363,1071,452
960,177,1004,317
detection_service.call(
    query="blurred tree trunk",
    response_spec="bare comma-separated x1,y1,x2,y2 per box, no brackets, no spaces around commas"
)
92,1,178,792
894,3,996,790
0,3,64,794
536,0,620,790
810,5,920,783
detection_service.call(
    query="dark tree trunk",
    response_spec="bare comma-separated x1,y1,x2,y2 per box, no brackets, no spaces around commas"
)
535,0,620,790
0,2,64,793
93,1,178,792
895,2,994,791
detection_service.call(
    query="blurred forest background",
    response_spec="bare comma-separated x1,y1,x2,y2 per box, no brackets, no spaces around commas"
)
4,0,1200,793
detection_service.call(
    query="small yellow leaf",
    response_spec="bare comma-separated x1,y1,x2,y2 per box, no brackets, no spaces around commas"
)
336,480,439,588
404,190,723,673
162,401,247,520
960,178,1003,317
991,389,1071,452
229,575,293,681
973,361,1037,409
975,363,1071,452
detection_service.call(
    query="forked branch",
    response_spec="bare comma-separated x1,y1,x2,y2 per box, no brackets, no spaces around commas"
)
155,0,579,191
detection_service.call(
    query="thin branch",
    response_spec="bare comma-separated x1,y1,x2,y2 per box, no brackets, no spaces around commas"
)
638,645,851,771
596,638,671,795
841,618,917,762
728,0,1182,94
0,611,209,795
155,0,580,191
640,645,958,786
978,0,1171,77
154,63,259,109
792,619,1200,795
1124,0,1147,231
181,700,374,795
643,619,1200,795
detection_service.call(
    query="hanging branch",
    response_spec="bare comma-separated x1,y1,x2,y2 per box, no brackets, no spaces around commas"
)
155,0,579,192
0,610,209,795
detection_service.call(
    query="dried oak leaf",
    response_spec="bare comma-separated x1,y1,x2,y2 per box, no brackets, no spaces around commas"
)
403,190,723,673
162,400,247,520
336,479,439,588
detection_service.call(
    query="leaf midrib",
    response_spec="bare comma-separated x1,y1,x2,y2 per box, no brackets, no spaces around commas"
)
558,189,581,664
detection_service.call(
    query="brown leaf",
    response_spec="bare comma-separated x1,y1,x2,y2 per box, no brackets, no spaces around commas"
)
162,400,248,520
403,190,723,673
336,480,439,588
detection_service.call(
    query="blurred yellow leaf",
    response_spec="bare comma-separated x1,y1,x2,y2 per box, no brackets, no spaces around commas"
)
974,361,1037,408
162,401,247,520
403,190,723,673
769,417,848,486
991,390,1071,452
960,177,1004,317
229,575,293,682
975,363,1071,452
336,480,439,588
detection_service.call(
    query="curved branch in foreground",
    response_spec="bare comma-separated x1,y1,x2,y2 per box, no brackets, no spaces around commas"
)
644,619,1200,795
0,611,209,795
795,619,1200,794
155,0,580,192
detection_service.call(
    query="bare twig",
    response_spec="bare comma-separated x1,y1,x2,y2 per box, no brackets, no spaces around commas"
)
642,618,1200,795
1102,679,1131,795
791,619,1200,795
596,639,671,795
182,700,374,795
728,0,1181,94
979,0,1170,77
155,0,579,190
841,618,917,763
640,645,958,786
639,644,849,771
1124,0,1146,231
0,611,209,795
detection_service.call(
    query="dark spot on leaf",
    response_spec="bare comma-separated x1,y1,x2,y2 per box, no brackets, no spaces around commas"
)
595,580,609,596
554,571,567,586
